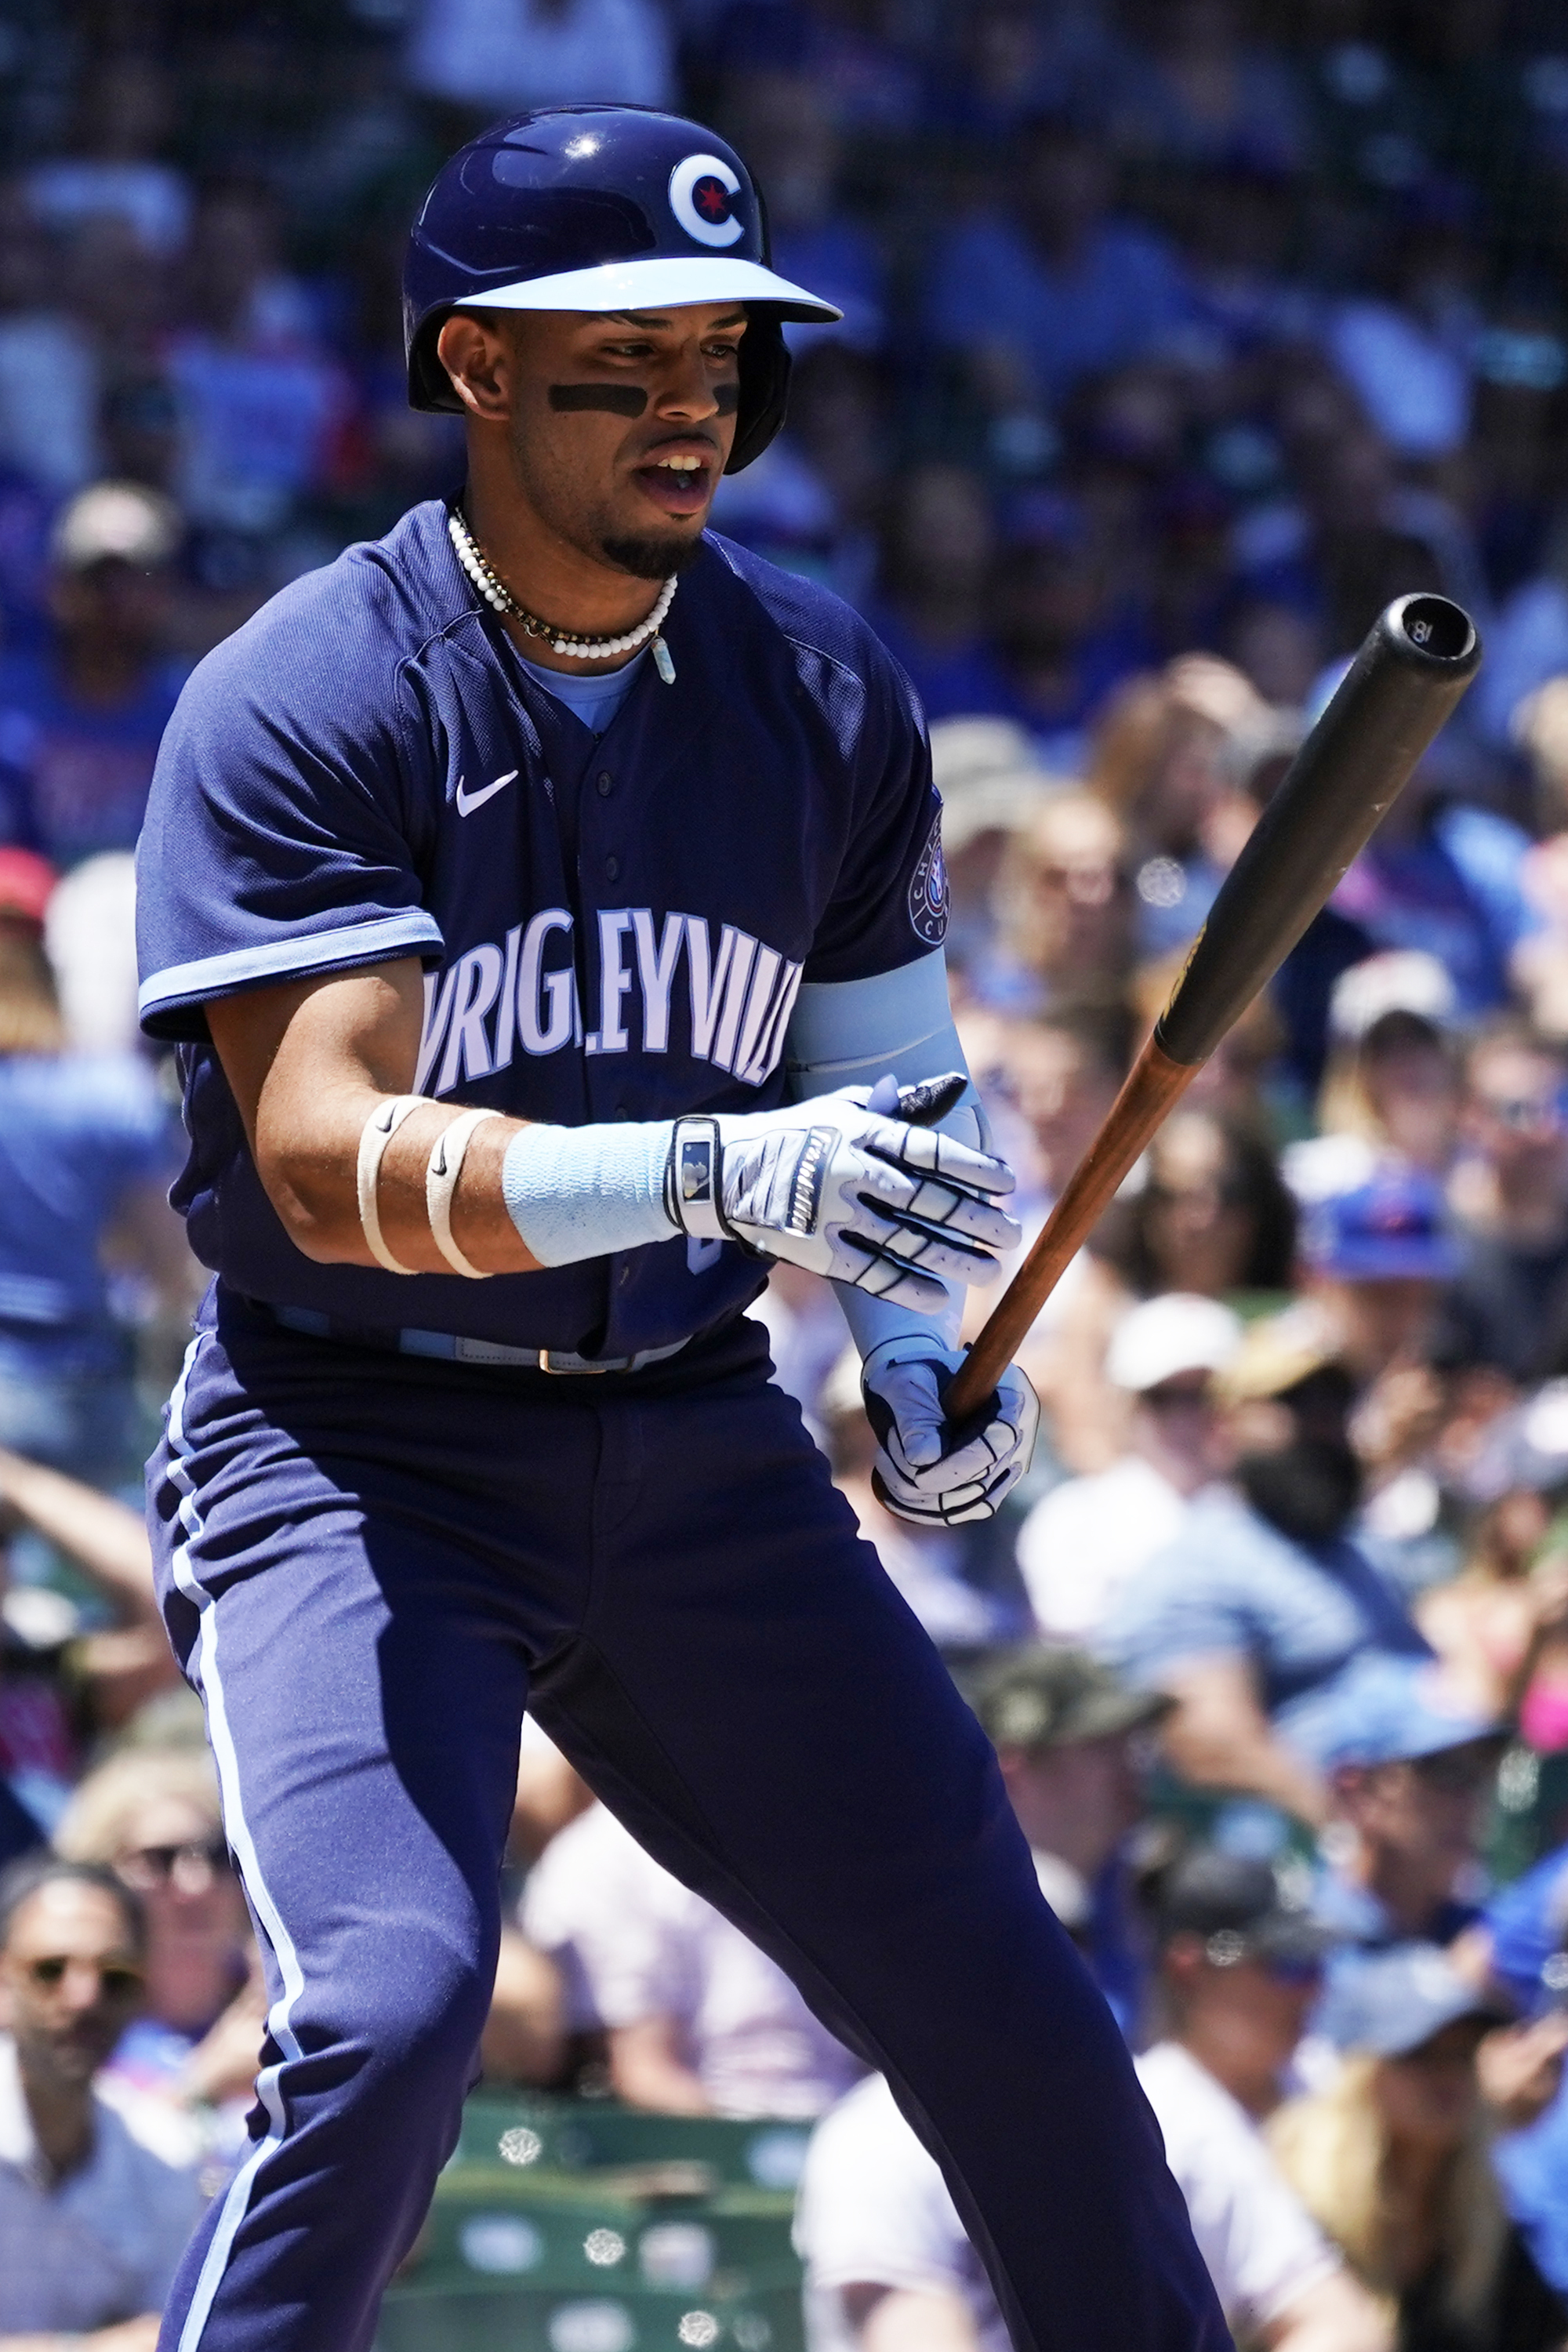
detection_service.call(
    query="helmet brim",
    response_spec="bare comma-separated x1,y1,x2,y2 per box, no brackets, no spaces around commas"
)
452,255,842,323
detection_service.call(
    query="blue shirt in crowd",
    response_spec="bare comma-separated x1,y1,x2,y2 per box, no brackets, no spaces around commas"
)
1098,1487,1432,1722
1486,1846,1568,2297
0,1052,177,1348
925,214,1193,405
0,651,187,868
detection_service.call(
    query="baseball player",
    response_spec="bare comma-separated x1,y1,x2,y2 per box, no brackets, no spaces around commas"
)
134,107,1226,2352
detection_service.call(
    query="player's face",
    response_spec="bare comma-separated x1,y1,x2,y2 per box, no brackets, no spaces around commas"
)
499,303,746,579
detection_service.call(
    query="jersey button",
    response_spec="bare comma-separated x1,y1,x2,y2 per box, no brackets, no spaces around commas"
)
604,854,620,880
597,771,613,796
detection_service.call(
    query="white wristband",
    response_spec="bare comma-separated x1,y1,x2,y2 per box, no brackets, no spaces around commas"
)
357,1096,426,1275
426,1108,501,1278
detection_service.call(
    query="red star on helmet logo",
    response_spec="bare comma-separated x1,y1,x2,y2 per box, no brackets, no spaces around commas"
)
695,179,730,220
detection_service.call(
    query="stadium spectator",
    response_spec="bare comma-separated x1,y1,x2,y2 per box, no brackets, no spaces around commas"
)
794,1845,1390,2352
1298,1167,1458,1386
404,0,674,114
1443,1025,1568,1383
1015,1293,1241,1646
0,485,186,868
1270,1946,1568,2352
53,1751,257,2129
863,466,1009,728
966,1646,1167,2036
165,187,349,543
1486,1840,1568,2302
1283,968,1464,1205
1285,1655,1504,1964
924,109,1195,421
521,1800,862,2119
988,790,1132,1016
0,846,189,1490
0,184,100,501
1418,1406,1568,1751
1095,1109,1298,1305
0,1853,201,2347
926,720,1056,979
1088,654,1272,959
25,57,190,263
1100,1306,1432,1825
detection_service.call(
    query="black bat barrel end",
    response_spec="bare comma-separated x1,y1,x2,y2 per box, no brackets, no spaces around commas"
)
1382,592,1481,676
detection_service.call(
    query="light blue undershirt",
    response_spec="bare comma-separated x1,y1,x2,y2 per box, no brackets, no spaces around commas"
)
516,648,646,735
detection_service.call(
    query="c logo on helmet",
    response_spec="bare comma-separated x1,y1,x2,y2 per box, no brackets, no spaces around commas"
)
669,153,746,249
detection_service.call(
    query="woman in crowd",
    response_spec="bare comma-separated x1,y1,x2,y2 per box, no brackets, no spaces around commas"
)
53,1745,260,2135
1269,1947,1568,2352
1099,1109,1299,1306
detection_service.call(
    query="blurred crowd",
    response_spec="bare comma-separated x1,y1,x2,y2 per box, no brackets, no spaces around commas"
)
11,0,1568,2348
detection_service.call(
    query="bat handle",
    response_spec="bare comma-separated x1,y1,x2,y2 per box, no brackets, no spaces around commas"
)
945,1036,1199,1424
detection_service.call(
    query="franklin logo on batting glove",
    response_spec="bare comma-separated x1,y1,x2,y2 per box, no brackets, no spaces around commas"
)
666,1087,1018,1313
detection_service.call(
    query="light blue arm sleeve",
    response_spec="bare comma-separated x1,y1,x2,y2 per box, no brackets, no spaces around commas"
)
785,951,988,1360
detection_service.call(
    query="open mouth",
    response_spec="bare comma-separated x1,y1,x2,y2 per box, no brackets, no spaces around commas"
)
633,452,713,514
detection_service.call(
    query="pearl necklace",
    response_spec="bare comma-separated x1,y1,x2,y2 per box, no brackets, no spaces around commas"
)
448,506,677,683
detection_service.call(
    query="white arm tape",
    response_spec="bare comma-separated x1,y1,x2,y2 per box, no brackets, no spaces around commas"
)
426,1108,502,1279
357,1095,426,1275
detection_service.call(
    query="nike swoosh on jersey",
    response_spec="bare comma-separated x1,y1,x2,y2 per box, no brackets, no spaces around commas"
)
454,769,519,817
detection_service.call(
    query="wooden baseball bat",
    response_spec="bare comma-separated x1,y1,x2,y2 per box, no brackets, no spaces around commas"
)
945,592,1483,1426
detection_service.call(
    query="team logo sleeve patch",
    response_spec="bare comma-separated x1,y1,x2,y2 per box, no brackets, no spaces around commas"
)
908,808,949,947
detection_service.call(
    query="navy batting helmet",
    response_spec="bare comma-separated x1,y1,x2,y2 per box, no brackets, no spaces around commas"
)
403,105,841,474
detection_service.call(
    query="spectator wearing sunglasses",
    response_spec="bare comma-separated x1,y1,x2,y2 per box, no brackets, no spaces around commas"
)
1272,1947,1568,2352
794,1845,1390,2352
0,1853,202,2348
53,1749,258,2136
1288,1656,1506,1976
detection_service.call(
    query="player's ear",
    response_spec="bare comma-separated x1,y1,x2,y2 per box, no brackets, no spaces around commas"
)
435,310,515,423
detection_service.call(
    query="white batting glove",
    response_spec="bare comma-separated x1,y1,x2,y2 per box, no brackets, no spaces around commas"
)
666,1083,1018,1314
862,1340,1040,1526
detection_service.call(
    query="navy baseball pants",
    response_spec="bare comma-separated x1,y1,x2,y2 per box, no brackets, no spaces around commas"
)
147,1285,1226,2352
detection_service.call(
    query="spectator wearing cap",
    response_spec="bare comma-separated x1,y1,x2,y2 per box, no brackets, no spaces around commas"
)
0,1853,203,2347
1486,1842,1568,2305
794,1844,1390,2352
1283,960,1463,1209
967,1646,1168,2038
1439,1025,1568,1385
1099,1306,1432,1828
1301,1170,1460,1391
1285,1655,1505,1968
1014,1294,1241,1646
0,481,187,869
926,720,1057,983
1271,1947,1568,2352
0,846,191,1493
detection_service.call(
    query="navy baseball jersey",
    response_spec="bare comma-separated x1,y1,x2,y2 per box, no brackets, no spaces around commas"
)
136,499,948,1360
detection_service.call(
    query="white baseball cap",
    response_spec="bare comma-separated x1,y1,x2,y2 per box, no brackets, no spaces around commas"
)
1105,1293,1244,1396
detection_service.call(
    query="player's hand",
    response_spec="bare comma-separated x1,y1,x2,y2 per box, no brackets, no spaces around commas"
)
666,1080,1019,1313
862,1343,1039,1525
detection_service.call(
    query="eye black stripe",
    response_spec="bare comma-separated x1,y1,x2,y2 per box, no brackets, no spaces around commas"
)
548,384,648,416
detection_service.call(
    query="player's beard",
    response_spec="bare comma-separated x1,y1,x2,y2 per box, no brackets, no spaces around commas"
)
509,419,712,583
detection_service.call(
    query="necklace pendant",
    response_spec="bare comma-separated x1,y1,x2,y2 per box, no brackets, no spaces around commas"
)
652,635,676,685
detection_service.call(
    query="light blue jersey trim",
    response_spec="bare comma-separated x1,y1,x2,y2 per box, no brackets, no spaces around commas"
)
138,912,445,1018
162,1333,309,2351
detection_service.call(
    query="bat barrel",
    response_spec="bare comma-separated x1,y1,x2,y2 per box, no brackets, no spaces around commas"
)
1154,593,1480,1069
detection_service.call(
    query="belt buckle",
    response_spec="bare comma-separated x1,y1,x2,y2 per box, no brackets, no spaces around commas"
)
539,1349,612,1375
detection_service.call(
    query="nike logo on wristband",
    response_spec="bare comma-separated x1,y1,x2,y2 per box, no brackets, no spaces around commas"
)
455,769,518,817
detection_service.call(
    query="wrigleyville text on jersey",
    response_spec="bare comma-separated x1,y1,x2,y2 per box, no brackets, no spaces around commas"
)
416,909,803,1098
